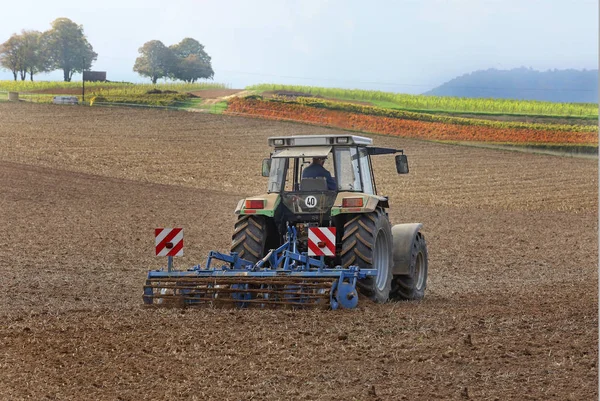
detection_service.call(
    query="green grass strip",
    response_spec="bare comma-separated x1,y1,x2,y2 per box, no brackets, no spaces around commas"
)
370,100,598,121
266,96,597,133
247,83,598,117
0,80,227,93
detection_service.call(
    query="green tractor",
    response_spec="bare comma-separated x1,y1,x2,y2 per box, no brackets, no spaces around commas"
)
231,134,428,302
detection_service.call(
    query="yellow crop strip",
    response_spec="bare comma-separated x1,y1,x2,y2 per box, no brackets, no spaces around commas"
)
247,83,598,117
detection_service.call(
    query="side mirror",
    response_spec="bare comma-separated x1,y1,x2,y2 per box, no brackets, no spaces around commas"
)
395,154,409,174
261,158,272,177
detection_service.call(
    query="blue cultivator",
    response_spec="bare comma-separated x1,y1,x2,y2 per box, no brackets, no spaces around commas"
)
143,227,377,309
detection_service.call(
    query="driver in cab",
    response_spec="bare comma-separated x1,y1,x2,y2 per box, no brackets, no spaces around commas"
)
302,157,337,190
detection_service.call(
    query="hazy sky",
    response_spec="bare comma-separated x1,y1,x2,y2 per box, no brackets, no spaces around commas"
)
0,0,597,93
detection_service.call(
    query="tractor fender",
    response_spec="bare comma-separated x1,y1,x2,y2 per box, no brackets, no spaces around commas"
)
331,193,388,216
234,199,245,214
391,223,423,275
234,193,280,216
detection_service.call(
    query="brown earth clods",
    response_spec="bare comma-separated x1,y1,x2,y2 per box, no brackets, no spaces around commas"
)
0,102,597,400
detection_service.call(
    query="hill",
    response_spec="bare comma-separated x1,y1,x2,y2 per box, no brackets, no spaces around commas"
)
424,68,598,103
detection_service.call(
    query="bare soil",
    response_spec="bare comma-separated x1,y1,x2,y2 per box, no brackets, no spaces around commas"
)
0,102,597,400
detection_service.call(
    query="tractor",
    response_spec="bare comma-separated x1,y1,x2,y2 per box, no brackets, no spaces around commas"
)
143,134,427,309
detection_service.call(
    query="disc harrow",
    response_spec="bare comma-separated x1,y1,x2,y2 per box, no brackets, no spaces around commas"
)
143,226,376,310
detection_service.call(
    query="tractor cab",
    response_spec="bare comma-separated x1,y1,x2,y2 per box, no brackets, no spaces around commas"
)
265,136,375,193
257,135,408,223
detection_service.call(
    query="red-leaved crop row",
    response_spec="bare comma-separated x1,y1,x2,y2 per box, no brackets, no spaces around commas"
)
226,98,598,146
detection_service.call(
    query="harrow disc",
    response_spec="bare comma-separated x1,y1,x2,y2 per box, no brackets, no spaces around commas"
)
333,281,359,309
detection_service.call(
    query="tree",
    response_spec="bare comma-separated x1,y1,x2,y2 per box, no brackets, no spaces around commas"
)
133,38,214,84
0,34,25,81
133,40,175,84
44,18,97,82
169,38,214,83
170,38,209,60
20,30,50,81
174,54,214,83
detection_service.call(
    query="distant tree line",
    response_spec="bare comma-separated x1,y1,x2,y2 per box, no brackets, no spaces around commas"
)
0,18,214,85
0,18,97,82
133,38,214,84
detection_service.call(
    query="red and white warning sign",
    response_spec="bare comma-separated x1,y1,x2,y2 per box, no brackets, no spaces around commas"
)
155,228,184,257
308,227,336,257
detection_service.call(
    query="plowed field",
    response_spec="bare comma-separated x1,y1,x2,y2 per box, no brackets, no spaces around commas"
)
0,103,597,400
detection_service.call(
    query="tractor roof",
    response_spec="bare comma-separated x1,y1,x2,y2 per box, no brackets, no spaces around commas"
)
268,135,373,148
272,146,331,158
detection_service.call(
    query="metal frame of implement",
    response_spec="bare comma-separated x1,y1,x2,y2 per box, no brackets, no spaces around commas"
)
143,226,377,309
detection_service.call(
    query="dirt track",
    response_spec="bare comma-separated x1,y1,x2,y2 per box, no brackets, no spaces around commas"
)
0,102,597,400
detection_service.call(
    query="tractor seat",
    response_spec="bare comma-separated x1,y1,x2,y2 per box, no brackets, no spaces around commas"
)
300,177,328,191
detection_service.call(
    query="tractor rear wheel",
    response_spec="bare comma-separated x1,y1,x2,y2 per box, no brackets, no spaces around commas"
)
391,232,428,300
231,215,267,263
341,209,393,303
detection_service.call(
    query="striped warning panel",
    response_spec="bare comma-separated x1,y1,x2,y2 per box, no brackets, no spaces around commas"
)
308,227,336,257
155,228,184,257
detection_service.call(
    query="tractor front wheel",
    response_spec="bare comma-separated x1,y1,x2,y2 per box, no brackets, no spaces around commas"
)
341,209,393,303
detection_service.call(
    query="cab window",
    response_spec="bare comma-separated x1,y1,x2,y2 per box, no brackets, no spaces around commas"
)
267,157,286,192
358,148,374,194
334,147,361,191
284,158,297,191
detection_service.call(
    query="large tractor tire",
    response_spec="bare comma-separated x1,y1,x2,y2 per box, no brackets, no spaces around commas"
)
391,232,428,300
341,209,393,303
231,215,267,263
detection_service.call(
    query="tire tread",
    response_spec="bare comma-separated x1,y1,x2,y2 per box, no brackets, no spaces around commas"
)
391,232,428,300
341,209,392,302
231,215,267,263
